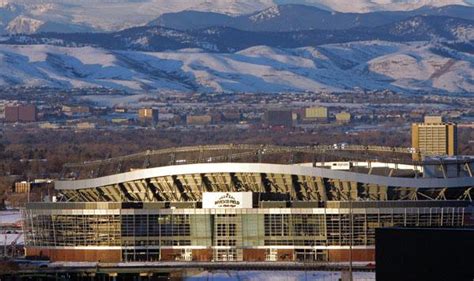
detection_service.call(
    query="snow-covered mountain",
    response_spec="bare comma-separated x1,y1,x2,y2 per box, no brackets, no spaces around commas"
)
0,3,95,34
0,0,274,33
0,42,472,94
0,1,472,95
150,4,474,32
0,0,472,34
277,0,472,13
5,16,473,52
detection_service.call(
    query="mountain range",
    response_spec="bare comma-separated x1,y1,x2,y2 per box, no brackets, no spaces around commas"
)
149,4,474,32
0,1,473,34
3,15,473,53
0,1,472,94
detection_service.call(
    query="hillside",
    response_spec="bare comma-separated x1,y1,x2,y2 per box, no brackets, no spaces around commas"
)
0,42,472,93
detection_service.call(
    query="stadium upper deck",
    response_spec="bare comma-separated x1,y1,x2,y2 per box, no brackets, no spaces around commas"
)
56,144,474,203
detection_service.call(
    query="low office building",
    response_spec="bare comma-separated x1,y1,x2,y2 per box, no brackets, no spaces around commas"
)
264,110,293,127
335,112,351,123
186,115,212,126
5,105,37,122
304,107,328,122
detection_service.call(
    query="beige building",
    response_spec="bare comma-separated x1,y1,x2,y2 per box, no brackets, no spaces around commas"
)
15,181,32,193
187,115,212,125
335,112,351,123
76,122,96,130
411,116,457,160
304,107,328,120
39,122,60,130
62,105,90,116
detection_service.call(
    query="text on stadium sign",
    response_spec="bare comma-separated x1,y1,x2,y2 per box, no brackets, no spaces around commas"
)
202,192,253,209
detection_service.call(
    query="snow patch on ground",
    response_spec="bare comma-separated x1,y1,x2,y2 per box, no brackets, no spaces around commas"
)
285,0,472,13
250,6,282,22
0,211,22,225
185,270,375,281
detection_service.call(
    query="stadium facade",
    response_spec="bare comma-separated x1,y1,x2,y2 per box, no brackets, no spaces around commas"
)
22,145,474,263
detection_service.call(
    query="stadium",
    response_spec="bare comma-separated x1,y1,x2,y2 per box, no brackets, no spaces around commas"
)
22,144,474,263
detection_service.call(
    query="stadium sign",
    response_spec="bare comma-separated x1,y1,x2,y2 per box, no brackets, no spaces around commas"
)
203,192,253,209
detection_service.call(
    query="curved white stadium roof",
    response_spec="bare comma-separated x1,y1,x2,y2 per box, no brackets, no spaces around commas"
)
56,162,474,191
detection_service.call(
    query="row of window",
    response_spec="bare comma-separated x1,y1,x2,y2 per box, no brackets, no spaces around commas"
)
24,209,465,247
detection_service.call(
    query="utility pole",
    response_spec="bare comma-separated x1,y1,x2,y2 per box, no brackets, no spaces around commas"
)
349,196,353,281
3,232,7,258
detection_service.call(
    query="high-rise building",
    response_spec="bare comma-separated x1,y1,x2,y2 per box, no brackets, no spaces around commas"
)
138,108,159,126
411,116,457,160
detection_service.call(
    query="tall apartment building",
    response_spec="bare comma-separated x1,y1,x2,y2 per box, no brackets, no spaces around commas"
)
411,116,457,160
